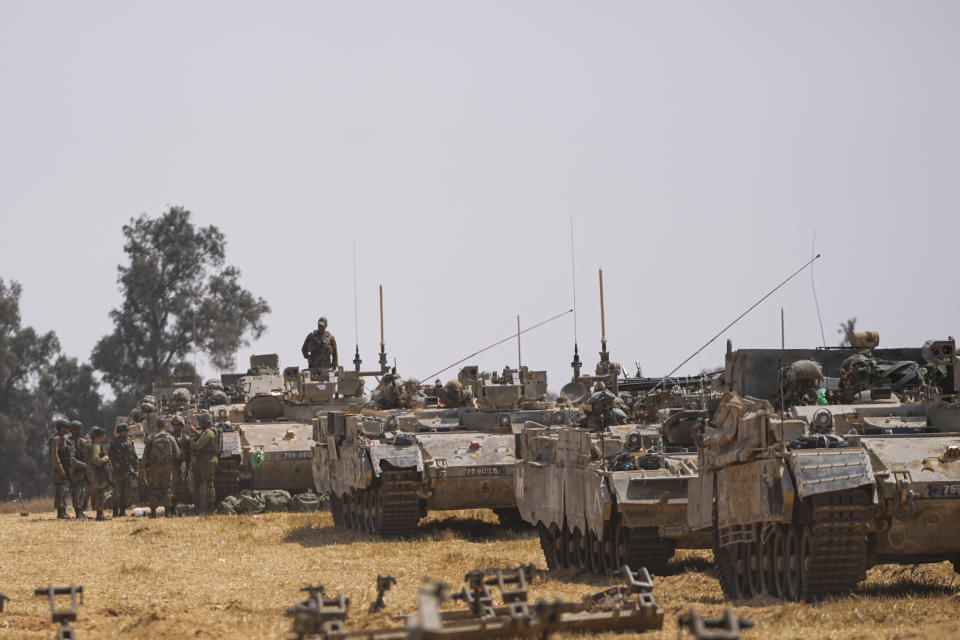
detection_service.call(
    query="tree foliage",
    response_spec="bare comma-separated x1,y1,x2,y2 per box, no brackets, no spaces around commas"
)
92,207,269,406
838,317,857,347
0,280,104,498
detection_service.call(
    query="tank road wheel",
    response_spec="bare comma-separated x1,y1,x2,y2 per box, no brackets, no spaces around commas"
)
560,523,573,569
330,494,346,528
360,490,371,533
370,486,383,534
713,540,741,601
572,529,588,569
799,525,815,600
610,522,624,572
732,542,749,597
623,528,675,578
348,492,360,531
750,535,768,596
761,532,776,597
538,524,560,570
552,526,567,569
784,527,802,601
771,526,787,599
588,529,605,575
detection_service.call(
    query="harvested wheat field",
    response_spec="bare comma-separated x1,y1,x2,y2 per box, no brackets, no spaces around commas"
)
1,507,959,639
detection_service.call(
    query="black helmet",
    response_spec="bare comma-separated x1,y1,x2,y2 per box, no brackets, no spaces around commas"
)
171,415,185,427
197,412,212,426
70,419,83,431
91,426,106,438
55,418,70,430
116,423,130,434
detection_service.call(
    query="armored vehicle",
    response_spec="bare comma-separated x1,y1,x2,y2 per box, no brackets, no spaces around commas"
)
210,353,383,493
516,355,714,576
690,336,960,600
313,365,581,537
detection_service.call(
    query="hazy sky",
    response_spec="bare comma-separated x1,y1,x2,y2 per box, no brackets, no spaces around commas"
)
2,2,958,394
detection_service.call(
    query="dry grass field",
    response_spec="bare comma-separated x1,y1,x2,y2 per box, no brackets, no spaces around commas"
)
1,506,959,639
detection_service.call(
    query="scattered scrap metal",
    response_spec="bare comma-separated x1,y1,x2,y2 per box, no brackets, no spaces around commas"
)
34,583,84,640
288,564,664,639
369,574,397,613
677,607,754,640
0,591,9,612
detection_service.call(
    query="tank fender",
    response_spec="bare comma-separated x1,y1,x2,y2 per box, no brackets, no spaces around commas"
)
787,449,875,500
368,445,423,477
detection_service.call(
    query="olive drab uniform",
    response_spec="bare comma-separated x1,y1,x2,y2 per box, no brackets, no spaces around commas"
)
88,442,112,518
68,434,90,517
49,433,71,514
172,429,192,514
143,430,181,516
301,330,338,371
108,437,139,514
191,425,219,513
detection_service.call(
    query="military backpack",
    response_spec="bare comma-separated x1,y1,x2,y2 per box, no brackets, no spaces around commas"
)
150,432,175,463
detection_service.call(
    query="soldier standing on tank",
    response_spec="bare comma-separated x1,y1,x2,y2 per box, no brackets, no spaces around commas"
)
191,413,219,514
87,427,112,521
108,423,139,517
142,418,181,518
301,317,338,372
170,416,192,516
49,419,73,519
67,421,91,519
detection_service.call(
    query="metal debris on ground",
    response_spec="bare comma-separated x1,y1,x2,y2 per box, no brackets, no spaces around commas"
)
288,584,351,640
676,607,755,640
0,591,9,612
289,563,664,639
34,583,84,640
368,574,396,613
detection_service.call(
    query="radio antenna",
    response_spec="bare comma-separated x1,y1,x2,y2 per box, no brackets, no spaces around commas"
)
352,240,361,371
570,214,582,379
659,254,822,384
421,309,572,382
810,231,827,350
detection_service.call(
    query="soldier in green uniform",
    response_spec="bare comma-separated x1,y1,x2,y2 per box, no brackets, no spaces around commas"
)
87,427,112,521
67,420,91,519
142,418,181,518
49,419,73,519
191,413,219,514
170,416,193,517
301,317,338,372
108,423,139,517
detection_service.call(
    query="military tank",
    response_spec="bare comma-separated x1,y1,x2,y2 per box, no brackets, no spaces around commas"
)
515,347,713,576
313,365,581,537
207,352,392,493
689,335,960,600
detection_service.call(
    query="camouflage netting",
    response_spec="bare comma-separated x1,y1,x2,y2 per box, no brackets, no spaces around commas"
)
217,489,326,515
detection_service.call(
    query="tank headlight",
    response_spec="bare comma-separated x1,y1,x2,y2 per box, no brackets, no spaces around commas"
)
553,411,565,424
812,409,834,432
498,414,511,427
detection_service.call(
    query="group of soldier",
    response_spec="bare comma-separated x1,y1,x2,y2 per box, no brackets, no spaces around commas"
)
48,411,222,521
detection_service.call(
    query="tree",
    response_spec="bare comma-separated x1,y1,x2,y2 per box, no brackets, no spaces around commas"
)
92,207,269,407
0,280,104,498
838,317,857,347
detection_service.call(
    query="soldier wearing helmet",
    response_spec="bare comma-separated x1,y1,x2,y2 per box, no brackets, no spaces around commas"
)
301,316,338,373
108,423,139,517
87,427,112,521
67,420,91,519
49,419,73,519
190,413,219,514
170,416,192,516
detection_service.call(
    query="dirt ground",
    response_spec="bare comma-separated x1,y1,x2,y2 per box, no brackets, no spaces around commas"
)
1,507,959,639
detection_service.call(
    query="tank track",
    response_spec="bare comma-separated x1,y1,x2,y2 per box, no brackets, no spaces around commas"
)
376,469,422,537
799,490,870,598
215,458,241,502
622,528,676,578
336,469,423,537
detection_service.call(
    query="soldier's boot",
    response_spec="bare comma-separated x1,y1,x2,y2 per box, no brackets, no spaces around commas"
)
164,507,175,518
57,507,73,520
95,510,111,521
149,509,157,518
113,506,120,518
197,495,208,516
75,509,91,520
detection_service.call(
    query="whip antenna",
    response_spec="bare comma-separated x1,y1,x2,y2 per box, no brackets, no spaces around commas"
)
352,240,361,371
421,309,572,382
570,214,582,379
811,231,827,350
659,254,822,384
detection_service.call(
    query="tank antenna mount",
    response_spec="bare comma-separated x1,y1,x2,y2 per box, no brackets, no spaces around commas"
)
569,214,582,380
598,268,609,364
378,284,388,374
353,240,362,372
